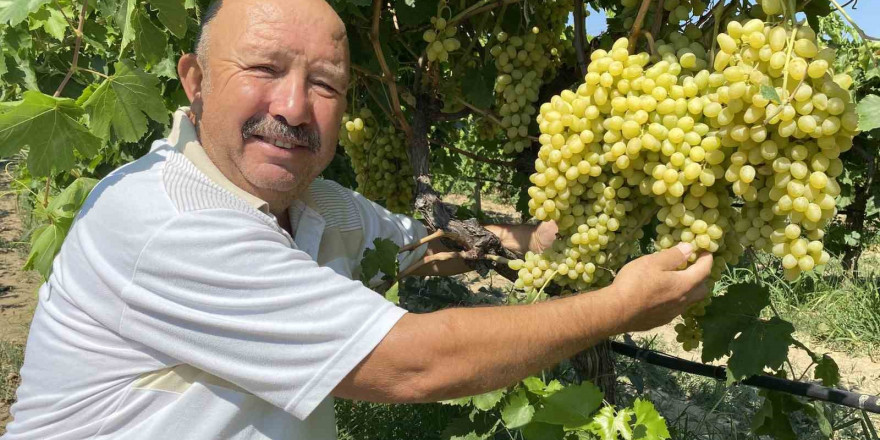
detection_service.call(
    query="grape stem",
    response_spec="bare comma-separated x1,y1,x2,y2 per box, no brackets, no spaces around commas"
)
369,0,412,136
399,229,446,253
432,139,518,167
651,0,665,38
573,0,588,77
628,0,654,52
54,0,88,98
642,31,658,58
447,0,524,28
455,98,540,142
763,76,806,124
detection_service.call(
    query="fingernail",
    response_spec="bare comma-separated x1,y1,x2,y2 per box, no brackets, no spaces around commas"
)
676,242,694,257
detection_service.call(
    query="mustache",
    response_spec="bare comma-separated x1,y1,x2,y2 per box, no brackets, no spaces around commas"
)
241,116,321,151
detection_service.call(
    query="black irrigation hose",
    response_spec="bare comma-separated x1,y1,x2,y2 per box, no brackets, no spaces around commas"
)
610,340,880,414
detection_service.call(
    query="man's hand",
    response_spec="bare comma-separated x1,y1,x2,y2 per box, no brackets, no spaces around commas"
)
607,242,712,333
528,221,558,253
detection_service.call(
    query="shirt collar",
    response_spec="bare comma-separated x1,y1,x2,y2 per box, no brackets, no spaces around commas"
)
168,108,271,214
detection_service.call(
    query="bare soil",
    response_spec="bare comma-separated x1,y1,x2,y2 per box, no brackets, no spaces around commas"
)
0,172,41,435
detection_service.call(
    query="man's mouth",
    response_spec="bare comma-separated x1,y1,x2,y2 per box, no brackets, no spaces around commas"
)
252,135,295,150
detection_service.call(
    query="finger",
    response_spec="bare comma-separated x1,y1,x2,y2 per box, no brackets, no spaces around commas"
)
679,251,713,287
651,242,694,271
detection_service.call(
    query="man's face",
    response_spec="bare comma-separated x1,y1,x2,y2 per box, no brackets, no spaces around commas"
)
195,0,349,199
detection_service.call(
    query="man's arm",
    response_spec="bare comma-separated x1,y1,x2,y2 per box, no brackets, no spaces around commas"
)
333,243,712,403
408,222,558,277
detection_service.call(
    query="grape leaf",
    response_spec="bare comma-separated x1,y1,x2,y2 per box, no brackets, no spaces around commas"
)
359,237,400,285
393,0,434,28
857,94,880,133
46,177,98,231
23,223,66,279
632,399,670,440
82,60,168,142
0,0,52,26
149,0,187,38
727,317,794,383
532,381,603,428
132,9,168,66
472,388,506,411
588,406,633,440
462,63,497,110
522,376,546,394
0,91,101,177
441,413,497,440
751,392,799,440
813,354,840,387
698,282,770,363
384,282,399,304
117,0,137,52
29,6,67,41
805,401,832,437
760,85,782,105
501,390,535,429
520,422,564,440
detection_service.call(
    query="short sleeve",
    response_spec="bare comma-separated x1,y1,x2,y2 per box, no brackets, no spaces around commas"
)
350,191,429,285
119,209,407,419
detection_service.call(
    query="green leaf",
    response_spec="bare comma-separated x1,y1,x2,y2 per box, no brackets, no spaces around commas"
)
0,0,52,26
813,354,840,387
532,381,603,428
29,6,67,41
0,91,101,177
472,388,506,411
520,422,564,440
82,60,168,142
393,0,434,28
760,85,782,105
440,396,473,407
632,399,670,440
751,392,797,440
698,282,770,363
857,94,880,132
384,282,399,304
132,9,169,66
462,63,497,110
359,237,400,285
47,177,98,231
23,223,66,279
805,401,832,438
117,0,138,52
727,317,794,383
522,376,546,394
501,390,535,429
588,406,634,440
441,413,498,440
148,0,187,38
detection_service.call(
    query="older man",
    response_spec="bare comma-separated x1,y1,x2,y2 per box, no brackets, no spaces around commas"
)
3,0,711,438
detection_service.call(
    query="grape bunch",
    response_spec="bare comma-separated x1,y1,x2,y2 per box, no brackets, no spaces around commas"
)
620,0,708,37
710,19,857,280
424,6,461,63
509,16,859,351
339,109,415,214
488,0,572,154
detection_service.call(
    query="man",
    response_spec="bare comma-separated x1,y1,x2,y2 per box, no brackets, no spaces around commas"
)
3,0,712,438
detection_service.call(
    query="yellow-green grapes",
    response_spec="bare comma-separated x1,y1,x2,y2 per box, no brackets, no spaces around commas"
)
489,0,571,154
424,8,460,63
507,20,858,352
339,109,415,214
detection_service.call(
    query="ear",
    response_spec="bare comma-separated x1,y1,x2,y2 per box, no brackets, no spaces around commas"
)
178,53,203,104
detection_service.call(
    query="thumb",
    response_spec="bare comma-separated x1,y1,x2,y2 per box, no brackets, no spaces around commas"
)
679,251,714,288
652,242,694,271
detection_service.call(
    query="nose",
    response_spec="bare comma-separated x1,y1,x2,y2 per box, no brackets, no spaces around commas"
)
268,71,312,127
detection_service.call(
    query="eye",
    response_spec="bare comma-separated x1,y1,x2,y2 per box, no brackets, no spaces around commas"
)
314,81,337,93
252,65,277,74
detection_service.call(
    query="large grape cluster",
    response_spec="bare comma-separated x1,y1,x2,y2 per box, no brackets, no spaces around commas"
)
509,18,859,351
339,109,415,214
488,0,572,154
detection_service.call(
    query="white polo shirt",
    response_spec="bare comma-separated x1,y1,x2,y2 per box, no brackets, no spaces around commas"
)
3,110,426,439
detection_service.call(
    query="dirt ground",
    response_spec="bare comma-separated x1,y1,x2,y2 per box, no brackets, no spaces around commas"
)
0,184,877,434
0,172,41,434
